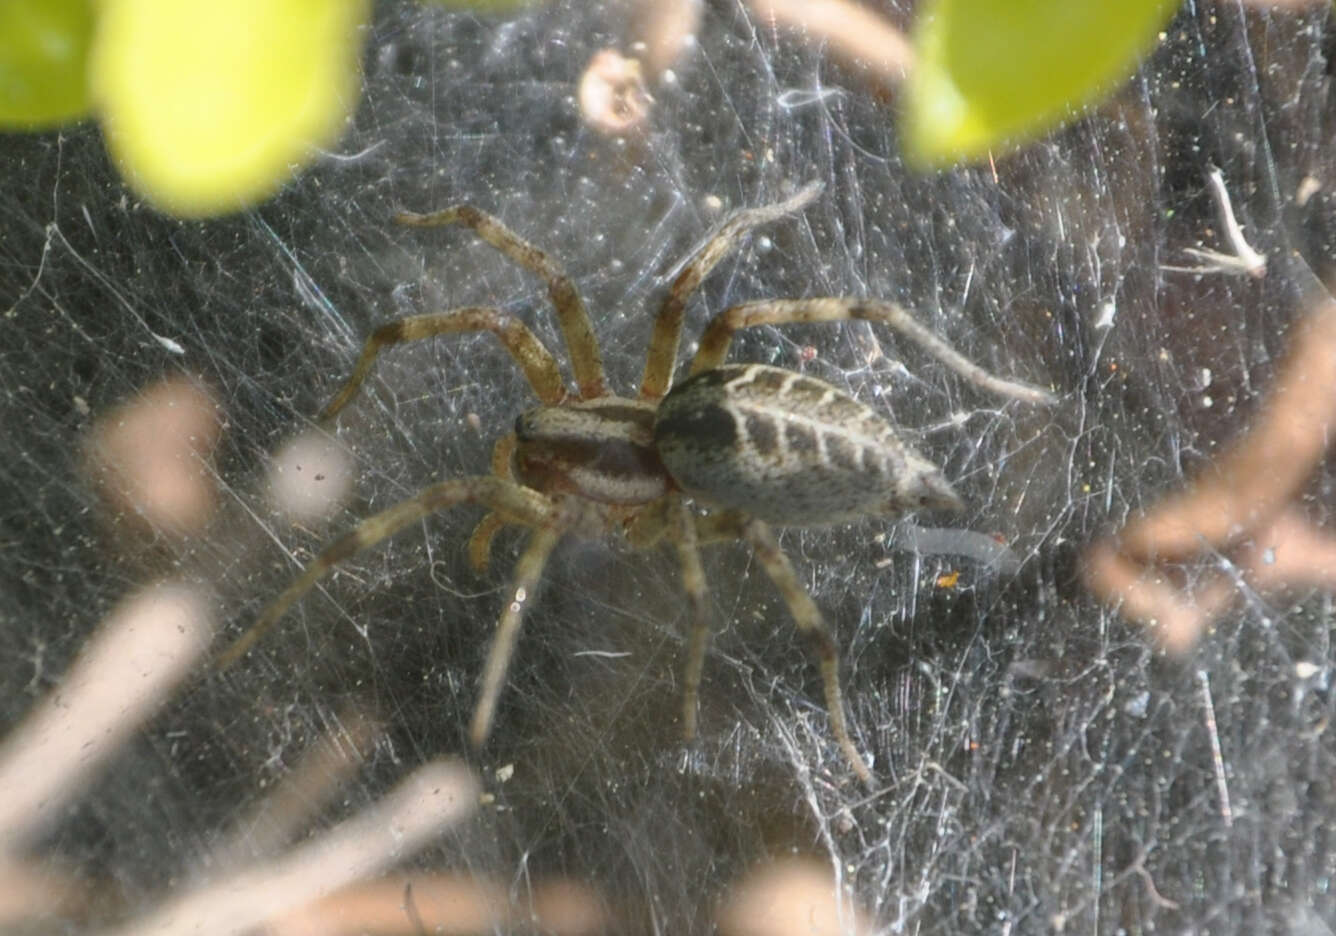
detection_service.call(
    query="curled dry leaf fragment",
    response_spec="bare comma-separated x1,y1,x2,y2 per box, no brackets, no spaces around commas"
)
1084,296,1336,653
578,49,652,135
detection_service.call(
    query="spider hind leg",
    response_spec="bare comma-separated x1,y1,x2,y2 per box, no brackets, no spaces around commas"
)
744,519,874,785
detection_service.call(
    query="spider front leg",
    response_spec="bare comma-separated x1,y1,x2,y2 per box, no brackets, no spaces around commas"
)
397,204,607,399
692,298,1057,406
744,520,874,786
216,476,563,669
317,308,568,427
639,181,824,402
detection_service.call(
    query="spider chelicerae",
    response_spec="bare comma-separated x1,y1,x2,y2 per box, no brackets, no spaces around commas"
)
221,182,1054,784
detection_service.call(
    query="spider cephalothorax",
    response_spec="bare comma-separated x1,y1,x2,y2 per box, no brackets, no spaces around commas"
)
220,183,1053,784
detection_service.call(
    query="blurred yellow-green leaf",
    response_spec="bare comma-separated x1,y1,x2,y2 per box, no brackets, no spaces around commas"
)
0,0,95,127
419,0,535,11
904,0,1180,167
90,0,370,217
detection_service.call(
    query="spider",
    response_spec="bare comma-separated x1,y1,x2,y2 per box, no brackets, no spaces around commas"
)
220,182,1054,784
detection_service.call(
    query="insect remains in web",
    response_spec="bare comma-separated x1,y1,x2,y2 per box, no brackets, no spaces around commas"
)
218,182,1055,785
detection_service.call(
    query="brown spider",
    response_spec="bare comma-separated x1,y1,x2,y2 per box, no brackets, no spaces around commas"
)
219,183,1053,784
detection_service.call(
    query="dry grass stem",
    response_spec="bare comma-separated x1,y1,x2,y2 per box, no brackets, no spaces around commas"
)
95,760,479,936
749,0,914,81
269,874,609,936
209,709,380,871
0,582,214,855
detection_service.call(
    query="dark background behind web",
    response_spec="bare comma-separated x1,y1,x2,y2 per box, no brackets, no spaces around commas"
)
3,1,1336,932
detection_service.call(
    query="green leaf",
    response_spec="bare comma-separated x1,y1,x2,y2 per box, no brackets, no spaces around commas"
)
420,0,536,11
0,0,95,127
904,0,1180,167
89,0,370,217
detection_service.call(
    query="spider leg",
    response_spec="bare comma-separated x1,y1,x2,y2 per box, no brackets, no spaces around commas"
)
469,525,562,747
317,308,567,427
467,513,508,574
742,519,874,785
639,181,824,402
625,498,716,742
468,433,519,573
691,298,1057,406
397,205,607,399
670,499,712,742
693,508,749,546
216,477,562,668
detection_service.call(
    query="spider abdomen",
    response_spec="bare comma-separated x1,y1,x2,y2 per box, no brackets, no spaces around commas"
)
654,364,963,526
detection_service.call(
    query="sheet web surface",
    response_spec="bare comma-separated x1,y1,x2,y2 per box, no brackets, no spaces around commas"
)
2,1,1335,933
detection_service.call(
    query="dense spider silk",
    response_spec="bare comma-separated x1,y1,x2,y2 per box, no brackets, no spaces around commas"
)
3,1,1336,933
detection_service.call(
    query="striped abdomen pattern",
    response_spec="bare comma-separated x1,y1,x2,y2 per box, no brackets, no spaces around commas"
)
653,364,962,526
